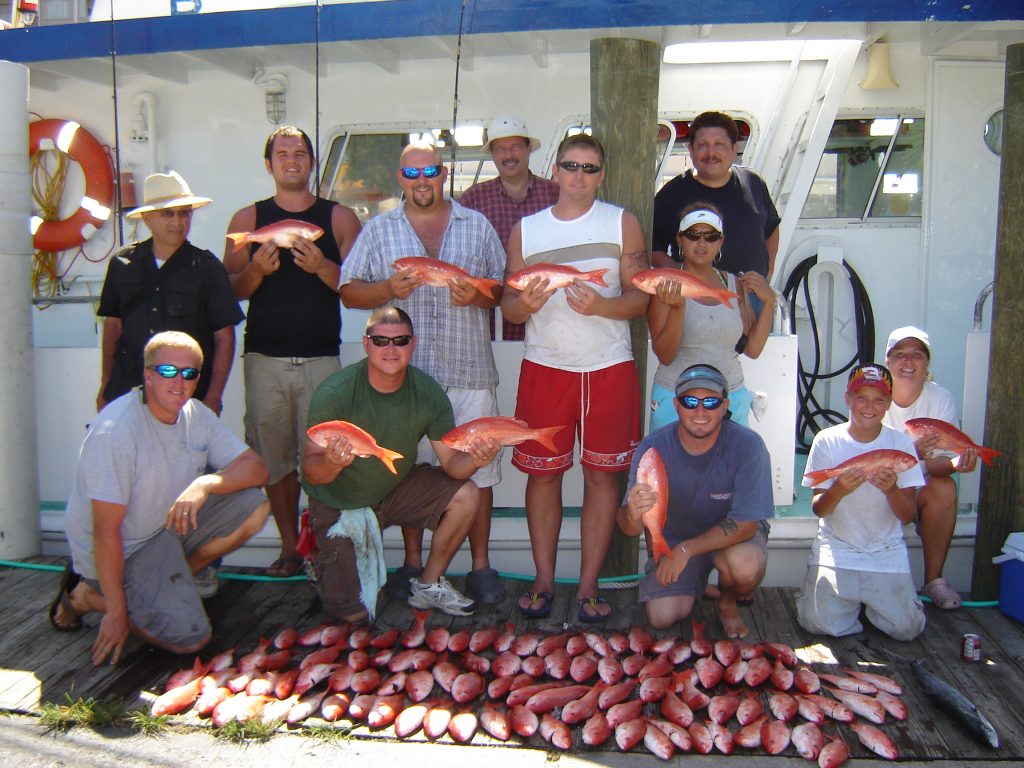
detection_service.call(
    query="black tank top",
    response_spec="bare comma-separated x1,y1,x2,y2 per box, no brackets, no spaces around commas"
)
244,197,342,357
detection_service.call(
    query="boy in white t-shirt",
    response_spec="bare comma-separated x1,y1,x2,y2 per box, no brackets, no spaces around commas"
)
797,364,926,641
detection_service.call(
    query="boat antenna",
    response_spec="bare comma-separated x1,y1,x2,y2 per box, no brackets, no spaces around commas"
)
314,0,322,193
447,0,469,198
108,1,125,247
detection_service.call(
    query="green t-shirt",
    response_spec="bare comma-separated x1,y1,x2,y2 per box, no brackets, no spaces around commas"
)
303,359,455,510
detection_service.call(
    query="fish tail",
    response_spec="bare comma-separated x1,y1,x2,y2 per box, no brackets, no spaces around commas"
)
802,468,835,487
651,534,673,563
975,445,1002,467
586,268,609,287
468,277,501,299
225,232,249,253
412,608,430,623
532,425,566,453
378,448,405,475
719,289,740,307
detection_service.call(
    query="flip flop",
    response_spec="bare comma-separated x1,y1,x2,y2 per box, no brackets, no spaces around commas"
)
577,596,612,624
48,563,83,632
518,591,553,619
266,554,304,578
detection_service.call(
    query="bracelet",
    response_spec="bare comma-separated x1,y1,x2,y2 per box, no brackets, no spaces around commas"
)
677,542,687,554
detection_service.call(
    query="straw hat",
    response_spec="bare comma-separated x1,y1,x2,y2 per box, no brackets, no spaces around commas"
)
126,171,212,220
481,116,541,153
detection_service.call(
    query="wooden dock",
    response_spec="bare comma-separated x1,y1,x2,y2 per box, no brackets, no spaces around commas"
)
2,556,1022,762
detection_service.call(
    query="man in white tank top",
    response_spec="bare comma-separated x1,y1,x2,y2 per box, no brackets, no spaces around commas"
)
501,134,649,623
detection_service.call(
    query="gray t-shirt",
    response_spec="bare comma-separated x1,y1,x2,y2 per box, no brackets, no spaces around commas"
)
625,419,774,544
64,391,248,579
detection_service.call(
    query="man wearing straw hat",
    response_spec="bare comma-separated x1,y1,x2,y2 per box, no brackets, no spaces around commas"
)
96,171,243,414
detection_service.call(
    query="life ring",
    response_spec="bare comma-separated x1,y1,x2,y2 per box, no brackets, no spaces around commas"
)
29,118,114,252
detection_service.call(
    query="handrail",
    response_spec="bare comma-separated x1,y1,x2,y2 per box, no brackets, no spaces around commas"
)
973,281,994,331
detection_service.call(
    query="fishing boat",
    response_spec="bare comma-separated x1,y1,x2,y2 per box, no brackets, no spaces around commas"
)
1,0,1021,593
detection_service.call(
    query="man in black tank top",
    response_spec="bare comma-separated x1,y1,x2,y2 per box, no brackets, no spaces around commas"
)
224,126,362,578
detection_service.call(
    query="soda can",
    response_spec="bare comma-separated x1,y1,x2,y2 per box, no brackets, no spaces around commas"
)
960,633,981,662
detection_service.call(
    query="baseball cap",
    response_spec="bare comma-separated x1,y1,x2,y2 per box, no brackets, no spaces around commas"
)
847,364,893,396
481,116,541,153
679,209,723,233
675,364,728,397
885,326,931,357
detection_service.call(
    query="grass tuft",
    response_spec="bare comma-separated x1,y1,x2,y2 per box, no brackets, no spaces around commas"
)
213,717,279,744
38,694,129,733
127,709,172,736
304,723,354,744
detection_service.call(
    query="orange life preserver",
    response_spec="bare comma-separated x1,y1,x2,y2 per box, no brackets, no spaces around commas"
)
29,118,115,252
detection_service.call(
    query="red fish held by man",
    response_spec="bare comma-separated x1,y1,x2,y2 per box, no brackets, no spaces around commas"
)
631,268,738,307
635,447,672,562
904,417,1002,466
803,449,918,487
392,256,502,299
442,416,566,453
226,218,324,253
307,420,404,474
506,262,609,291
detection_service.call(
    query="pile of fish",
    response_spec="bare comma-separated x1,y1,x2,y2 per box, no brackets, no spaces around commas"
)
152,613,914,764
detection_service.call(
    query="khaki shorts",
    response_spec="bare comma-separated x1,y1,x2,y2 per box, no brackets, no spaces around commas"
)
309,464,467,619
86,488,266,648
416,386,501,488
243,353,340,485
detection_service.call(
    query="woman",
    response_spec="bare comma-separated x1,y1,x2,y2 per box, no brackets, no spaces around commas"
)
648,203,775,431
883,326,976,610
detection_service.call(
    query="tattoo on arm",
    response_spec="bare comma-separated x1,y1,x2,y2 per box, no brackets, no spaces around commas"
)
623,249,649,269
716,518,739,536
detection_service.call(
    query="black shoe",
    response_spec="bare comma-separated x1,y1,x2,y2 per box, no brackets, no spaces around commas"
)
385,565,422,599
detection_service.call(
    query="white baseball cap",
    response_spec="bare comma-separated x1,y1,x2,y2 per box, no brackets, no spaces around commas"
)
885,326,931,357
481,116,541,153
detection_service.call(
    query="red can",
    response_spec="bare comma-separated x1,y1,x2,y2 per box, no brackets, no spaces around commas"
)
961,633,981,662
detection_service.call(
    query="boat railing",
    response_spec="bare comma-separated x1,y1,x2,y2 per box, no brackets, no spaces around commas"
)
974,281,994,332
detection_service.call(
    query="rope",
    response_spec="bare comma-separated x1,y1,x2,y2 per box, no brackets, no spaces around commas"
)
29,147,68,299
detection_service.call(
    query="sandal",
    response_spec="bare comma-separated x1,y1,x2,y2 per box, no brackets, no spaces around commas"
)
48,563,83,632
577,596,612,624
518,591,553,619
385,565,423,599
467,567,506,605
266,554,304,579
921,577,962,610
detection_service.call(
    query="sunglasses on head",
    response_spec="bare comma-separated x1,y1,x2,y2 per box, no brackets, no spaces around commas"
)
399,165,442,180
677,395,725,410
149,364,200,381
680,229,723,243
366,334,413,347
557,160,602,174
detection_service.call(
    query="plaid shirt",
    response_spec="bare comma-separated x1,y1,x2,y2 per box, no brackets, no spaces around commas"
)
340,200,503,389
460,173,560,340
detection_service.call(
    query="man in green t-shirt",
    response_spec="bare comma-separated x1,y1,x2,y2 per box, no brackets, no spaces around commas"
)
302,307,500,619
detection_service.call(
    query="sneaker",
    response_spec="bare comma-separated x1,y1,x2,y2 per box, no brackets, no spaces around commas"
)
922,577,962,610
408,576,478,616
193,566,219,599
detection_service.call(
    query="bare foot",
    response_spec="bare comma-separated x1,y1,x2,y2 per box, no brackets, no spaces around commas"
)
718,599,749,639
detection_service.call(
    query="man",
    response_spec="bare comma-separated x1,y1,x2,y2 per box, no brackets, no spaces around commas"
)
884,326,976,610
339,141,507,605
302,307,501,619
53,332,270,666
224,126,362,579
651,112,780,282
501,134,648,623
618,364,773,637
97,171,243,414
459,116,559,340
797,364,926,641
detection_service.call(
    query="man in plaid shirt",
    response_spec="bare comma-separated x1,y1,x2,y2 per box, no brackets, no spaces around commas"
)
339,141,508,606
460,116,559,341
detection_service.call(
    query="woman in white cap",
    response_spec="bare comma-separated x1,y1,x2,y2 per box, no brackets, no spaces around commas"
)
883,326,977,610
647,202,775,431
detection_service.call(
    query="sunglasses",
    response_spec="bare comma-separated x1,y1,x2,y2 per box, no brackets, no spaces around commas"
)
677,395,725,410
557,160,602,174
149,364,200,380
367,334,413,347
680,229,723,243
399,165,442,180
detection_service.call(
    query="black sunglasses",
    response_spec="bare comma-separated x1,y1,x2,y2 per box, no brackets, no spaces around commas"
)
366,334,413,347
149,364,200,381
680,229,723,243
678,395,724,410
557,160,602,174
400,165,442,180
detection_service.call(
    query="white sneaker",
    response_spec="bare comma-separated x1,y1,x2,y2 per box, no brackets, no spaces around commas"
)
193,566,219,599
407,576,477,616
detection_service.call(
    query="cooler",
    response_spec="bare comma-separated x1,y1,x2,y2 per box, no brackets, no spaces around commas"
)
993,532,1024,623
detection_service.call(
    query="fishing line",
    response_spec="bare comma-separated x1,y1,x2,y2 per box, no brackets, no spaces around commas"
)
446,0,470,198
313,0,322,190
108,0,125,247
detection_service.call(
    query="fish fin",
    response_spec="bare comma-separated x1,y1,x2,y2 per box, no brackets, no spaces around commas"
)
652,536,673,563
378,448,405,475
802,469,832,487
719,290,740,307
533,425,567,453
587,268,610,287
412,608,430,623
975,445,1002,467
225,232,248,253
468,277,502,299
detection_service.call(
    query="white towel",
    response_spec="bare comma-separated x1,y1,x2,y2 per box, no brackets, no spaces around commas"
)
326,507,386,620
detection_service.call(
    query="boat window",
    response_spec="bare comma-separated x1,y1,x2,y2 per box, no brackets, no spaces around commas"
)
802,116,924,220
319,127,496,224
